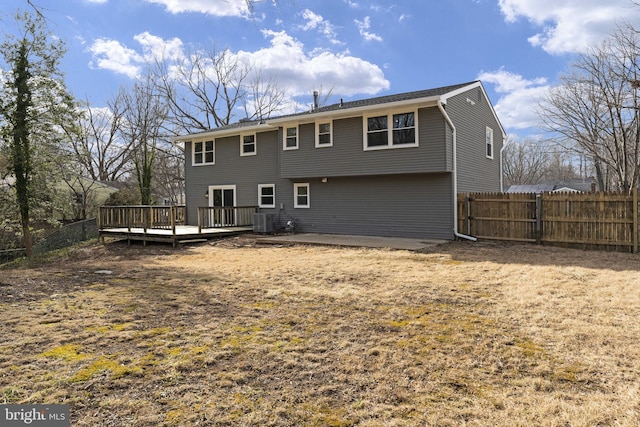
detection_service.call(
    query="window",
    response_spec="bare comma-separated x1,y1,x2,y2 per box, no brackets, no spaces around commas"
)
258,184,275,208
316,122,332,147
193,140,214,165
393,112,415,145
294,183,310,208
486,126,494,159
366,115,388,147
364,111,417,150
241,134,256,156
283,126,298,150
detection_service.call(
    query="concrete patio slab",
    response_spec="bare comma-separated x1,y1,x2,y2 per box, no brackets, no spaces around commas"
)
257,233,447,250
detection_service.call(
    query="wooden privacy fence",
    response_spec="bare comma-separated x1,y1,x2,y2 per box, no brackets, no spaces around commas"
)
457,191,639,252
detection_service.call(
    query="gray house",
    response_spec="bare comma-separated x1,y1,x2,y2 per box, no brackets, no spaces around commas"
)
175,81,505,240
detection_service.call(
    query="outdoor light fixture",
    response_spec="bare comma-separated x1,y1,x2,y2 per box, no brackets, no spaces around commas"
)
322,177,328,183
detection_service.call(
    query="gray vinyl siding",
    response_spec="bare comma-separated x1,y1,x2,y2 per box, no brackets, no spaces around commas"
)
184,130,283,225
280,173,453,239
279,107,450,179
182,83,501,238
446,87,503,193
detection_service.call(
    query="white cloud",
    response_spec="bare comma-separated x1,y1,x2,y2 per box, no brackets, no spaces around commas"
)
85,0,108,3
299,9,340,44
87,30,389,106
134,32,185,62
88,33,185,78
233,30,389,98
144,0,250,17
479,68,550,130
88,38,144,78
354,16,383,42
498,0,640,54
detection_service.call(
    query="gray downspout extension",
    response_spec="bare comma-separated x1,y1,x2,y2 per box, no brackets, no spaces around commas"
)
437,99,477,242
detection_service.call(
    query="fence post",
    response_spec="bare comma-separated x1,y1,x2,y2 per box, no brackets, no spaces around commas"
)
535,194,542,244
634,188,638,254
466,195,471,236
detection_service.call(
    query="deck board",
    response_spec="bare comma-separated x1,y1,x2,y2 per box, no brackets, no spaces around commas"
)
99,226,253,246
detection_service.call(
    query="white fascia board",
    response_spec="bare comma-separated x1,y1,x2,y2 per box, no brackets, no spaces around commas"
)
173,123,275,143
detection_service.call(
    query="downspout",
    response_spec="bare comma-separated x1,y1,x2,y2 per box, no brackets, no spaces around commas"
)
437,99,477,242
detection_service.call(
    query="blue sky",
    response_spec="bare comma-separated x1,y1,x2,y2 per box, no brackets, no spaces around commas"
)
2,0,640,137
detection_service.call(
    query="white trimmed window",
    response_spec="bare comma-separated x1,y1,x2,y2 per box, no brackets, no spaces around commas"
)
193,140,214,165
486,126,494,159
363,111,417,150
258,184,275,208
241,134,256,156
294,183,310,208
283,126,298,150
315,121,332,147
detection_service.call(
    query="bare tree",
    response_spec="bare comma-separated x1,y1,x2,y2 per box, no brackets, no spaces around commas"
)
149,46,286,135
539,24,640,192
152,145,184,205
503,136,551,186
66,94,132,182
120,77,169,205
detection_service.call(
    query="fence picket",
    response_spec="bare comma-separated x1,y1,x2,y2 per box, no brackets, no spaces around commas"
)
457,192,640,252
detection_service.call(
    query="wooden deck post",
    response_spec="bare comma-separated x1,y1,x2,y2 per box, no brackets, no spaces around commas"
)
171,206,176,236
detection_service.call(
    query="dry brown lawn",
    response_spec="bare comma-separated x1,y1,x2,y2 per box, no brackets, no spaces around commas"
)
1,236,640,426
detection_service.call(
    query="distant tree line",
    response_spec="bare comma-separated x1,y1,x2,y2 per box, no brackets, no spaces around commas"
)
508,20,640,192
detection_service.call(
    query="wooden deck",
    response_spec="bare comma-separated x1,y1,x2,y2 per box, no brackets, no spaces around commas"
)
98,205,257,247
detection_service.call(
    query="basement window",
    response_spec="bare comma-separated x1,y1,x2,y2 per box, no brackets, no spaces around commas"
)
294,183,310,208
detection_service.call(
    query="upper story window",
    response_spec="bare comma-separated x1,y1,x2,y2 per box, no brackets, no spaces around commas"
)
258,184,275,208
486,126,494,159
363,111,417,150
294,183,310,208
315,122,332,147
241,134,256,156
283,126,298,150
193,140,214,165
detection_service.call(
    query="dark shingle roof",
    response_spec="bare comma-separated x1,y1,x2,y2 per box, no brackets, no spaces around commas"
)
185,81,479,136
301,80,477,115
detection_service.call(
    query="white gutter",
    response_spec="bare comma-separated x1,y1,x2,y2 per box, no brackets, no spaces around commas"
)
437,99,477,242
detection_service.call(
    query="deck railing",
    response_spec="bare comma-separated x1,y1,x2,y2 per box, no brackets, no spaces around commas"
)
197,206,258,232
99,206,186,235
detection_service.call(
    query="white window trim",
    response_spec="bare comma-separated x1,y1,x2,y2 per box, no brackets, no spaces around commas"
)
315,121,333,148
294,183,310,208
258,184,276,208
283,125,299,150
486,126,494,159
240,133,257,157
362,109,419,151
192,139,215,166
